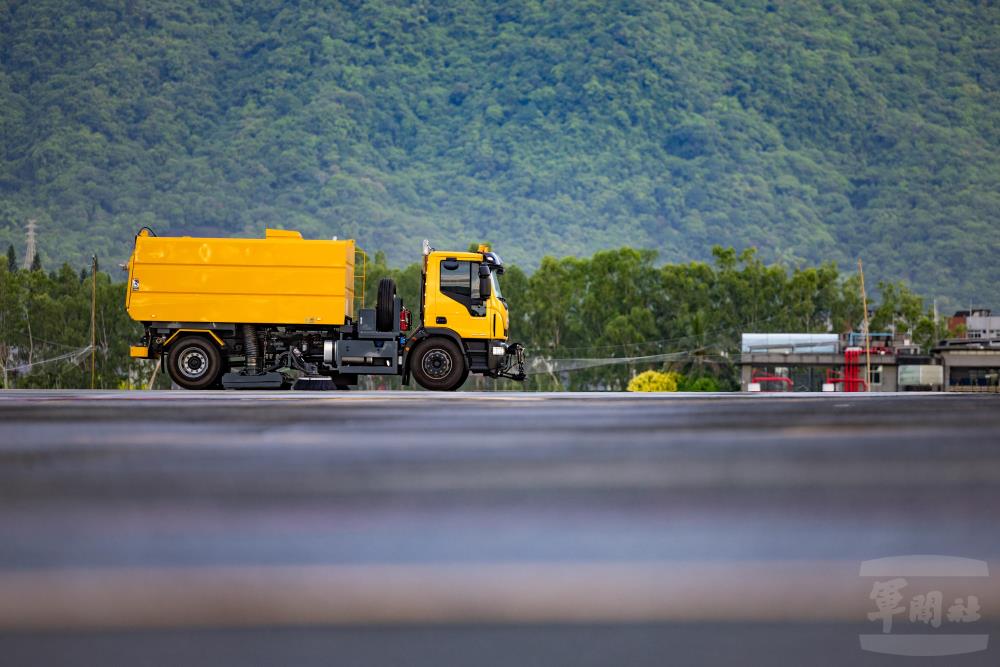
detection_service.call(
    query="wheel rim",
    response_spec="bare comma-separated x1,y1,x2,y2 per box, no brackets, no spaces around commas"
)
422,348,452,380
178,348,209,379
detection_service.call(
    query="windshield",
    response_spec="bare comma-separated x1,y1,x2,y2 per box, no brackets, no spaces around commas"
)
490,270,504,301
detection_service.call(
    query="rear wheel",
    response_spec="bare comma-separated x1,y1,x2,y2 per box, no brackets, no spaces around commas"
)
411,338,467,391
166,335,223,390
376,278,396,332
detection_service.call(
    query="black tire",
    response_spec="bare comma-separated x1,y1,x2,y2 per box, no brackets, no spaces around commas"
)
166,335,223,390
411,337,467,391
376,277,396,332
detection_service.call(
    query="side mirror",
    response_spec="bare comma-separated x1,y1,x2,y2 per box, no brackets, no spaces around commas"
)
478,264,491,299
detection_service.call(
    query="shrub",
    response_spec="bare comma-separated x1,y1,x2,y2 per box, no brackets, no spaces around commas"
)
682,376,721,392
627,370,679,392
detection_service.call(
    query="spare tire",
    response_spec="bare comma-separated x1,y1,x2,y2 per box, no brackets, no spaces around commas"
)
376,277,396,331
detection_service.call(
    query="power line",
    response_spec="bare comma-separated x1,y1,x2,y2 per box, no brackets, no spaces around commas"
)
528,309,804,354
526,348,737,375
526,351,690,374
32,337,85,350
6,346,93,374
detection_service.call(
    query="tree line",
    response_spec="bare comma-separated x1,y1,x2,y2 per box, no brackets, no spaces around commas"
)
1,242,952,390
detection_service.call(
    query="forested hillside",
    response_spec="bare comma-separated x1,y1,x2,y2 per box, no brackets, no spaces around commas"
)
1,0,998,305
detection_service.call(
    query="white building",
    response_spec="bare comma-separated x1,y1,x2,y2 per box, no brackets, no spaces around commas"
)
964,310,1000,340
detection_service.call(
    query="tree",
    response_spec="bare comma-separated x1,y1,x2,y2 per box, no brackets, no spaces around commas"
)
871,281,925,335
6,245,16,273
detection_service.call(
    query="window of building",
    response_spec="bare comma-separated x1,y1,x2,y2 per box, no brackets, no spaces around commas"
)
950,368,1000,387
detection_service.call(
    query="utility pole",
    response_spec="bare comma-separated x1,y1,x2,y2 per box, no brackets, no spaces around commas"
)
933,298,940,347
22,219,37,270
858,258,871,392
91,254,97,389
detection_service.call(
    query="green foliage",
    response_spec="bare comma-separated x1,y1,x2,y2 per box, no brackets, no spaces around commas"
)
0,261,154,389
627,370,679,393
0,1,998,307
624,369,721,393
680,376,721,392
869,279,948,352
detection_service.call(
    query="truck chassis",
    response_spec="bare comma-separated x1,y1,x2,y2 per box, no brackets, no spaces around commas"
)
137,279,525,391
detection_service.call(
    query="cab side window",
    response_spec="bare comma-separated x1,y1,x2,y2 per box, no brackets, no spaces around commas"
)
440,260,480,302
440,260,483,315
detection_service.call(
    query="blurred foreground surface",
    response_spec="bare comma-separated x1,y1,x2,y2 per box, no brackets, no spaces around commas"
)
1,390,999,666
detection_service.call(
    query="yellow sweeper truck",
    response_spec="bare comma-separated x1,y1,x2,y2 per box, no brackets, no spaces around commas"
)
125,228,524,390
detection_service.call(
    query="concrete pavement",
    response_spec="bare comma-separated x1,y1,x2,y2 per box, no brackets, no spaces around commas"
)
1,390,999,665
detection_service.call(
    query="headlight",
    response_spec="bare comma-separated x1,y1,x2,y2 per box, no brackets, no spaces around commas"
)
491,346,506,356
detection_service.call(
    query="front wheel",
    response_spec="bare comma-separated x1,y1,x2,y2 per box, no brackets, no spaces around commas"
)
411,338,467,391
166,335,223,390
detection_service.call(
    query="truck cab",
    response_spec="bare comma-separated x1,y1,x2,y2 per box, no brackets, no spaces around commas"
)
403,244,522,390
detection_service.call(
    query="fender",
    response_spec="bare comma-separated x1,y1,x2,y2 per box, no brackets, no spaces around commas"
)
163,328,226,348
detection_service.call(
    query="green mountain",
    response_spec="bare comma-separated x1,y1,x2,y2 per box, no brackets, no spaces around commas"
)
1,1,998,305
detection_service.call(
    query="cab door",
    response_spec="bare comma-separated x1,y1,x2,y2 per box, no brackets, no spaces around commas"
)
430,257,490,339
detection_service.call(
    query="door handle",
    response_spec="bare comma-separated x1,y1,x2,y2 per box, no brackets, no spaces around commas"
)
436,316,447,324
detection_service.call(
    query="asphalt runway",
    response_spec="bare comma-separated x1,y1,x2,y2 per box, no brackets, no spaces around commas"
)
1,390,1000,665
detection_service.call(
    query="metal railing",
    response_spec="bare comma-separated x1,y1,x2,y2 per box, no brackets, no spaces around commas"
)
353,248,368,315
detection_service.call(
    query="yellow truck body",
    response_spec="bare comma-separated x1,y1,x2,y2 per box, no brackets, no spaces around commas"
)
124,229,524,391
126,229,355,326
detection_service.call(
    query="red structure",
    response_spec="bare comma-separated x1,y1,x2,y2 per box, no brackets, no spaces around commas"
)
825,347,868,392
750,371,794,392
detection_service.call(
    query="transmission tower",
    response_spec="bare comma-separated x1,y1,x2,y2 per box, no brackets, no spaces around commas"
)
22,219,37,270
